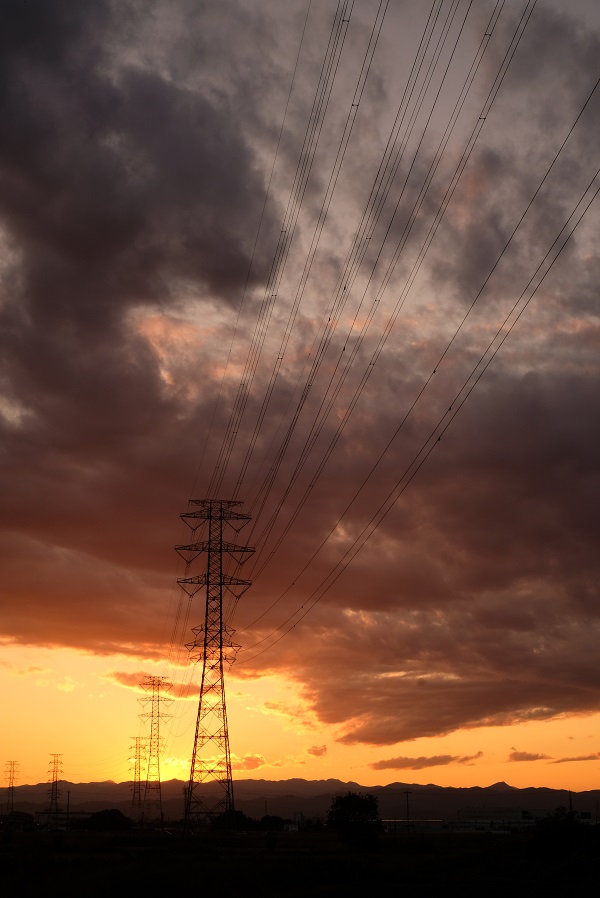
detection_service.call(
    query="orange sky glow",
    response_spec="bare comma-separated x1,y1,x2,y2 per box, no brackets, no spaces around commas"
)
3,642,599,792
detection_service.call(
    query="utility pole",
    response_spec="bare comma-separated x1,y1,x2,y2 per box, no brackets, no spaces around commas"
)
130,735,146,820
4,761,19,813
139,676,172,826
177,499,254,830
403,790,412,835
48,754,63,826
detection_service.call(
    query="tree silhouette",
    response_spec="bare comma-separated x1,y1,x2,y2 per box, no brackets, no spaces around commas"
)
211,808,256,831
326,791,381,846
85,809,132,832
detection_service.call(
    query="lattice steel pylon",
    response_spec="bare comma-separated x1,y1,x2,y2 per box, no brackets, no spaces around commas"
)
139,676,172,826
5,761,19,813
48,753,63,825
130,735,146,819
176,499,254,830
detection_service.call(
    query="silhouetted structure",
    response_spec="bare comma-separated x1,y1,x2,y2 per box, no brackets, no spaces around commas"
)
404,790,412,834
130,735,146,819
327,791,381,847
4,761,19,813
48,754,63,824
176,499,254,830
139,676,172,825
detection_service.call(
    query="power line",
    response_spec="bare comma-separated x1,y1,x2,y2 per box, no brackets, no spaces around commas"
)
240,0,518,595
208,1,354,498
237,161,599,663
232,0,390,503
188,1,314,503
236,0,471,574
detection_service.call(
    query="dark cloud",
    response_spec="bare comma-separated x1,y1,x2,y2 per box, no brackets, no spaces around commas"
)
109,671,198,698
307,744,327,758
1,1,599,759
0,1,276,308
0,0,288,654
551,753,600,765
109,671,158,692
236,365,600,744
372,752,483,771
508,750,552,762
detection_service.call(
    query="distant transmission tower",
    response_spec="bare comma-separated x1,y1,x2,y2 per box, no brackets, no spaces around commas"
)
139,676,172,825
5,761,19,813
176,499,254,830
48,753,63,824
130,735,146,819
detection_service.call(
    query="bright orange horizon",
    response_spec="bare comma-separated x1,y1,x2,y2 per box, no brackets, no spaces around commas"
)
3,643,599,793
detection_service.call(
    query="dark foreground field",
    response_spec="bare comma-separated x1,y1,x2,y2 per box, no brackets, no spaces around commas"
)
2,829,598,896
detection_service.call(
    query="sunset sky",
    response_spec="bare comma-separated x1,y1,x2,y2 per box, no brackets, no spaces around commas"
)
2,0,600,796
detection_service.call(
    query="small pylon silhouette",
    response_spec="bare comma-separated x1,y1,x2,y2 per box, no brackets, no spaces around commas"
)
130,736,146,819
139,676,172,825
48,753,63,825
4,761,19,813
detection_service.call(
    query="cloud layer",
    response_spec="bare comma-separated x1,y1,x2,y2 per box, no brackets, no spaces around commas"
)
1,1,600,756
372,752,483,771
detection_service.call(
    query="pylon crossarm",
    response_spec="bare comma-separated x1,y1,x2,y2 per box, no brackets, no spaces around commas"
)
175,544,202,563
224,582,252,599
176,540,254,556
177,575,207,596
178,573,251,591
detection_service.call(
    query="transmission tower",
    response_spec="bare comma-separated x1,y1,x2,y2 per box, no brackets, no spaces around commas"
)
48,753,63,824
130,736,146,819
176,499,254,830
4,761,19,813
139,676,172,825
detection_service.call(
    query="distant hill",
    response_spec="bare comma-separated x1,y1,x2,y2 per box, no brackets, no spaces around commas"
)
9,778,599,822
